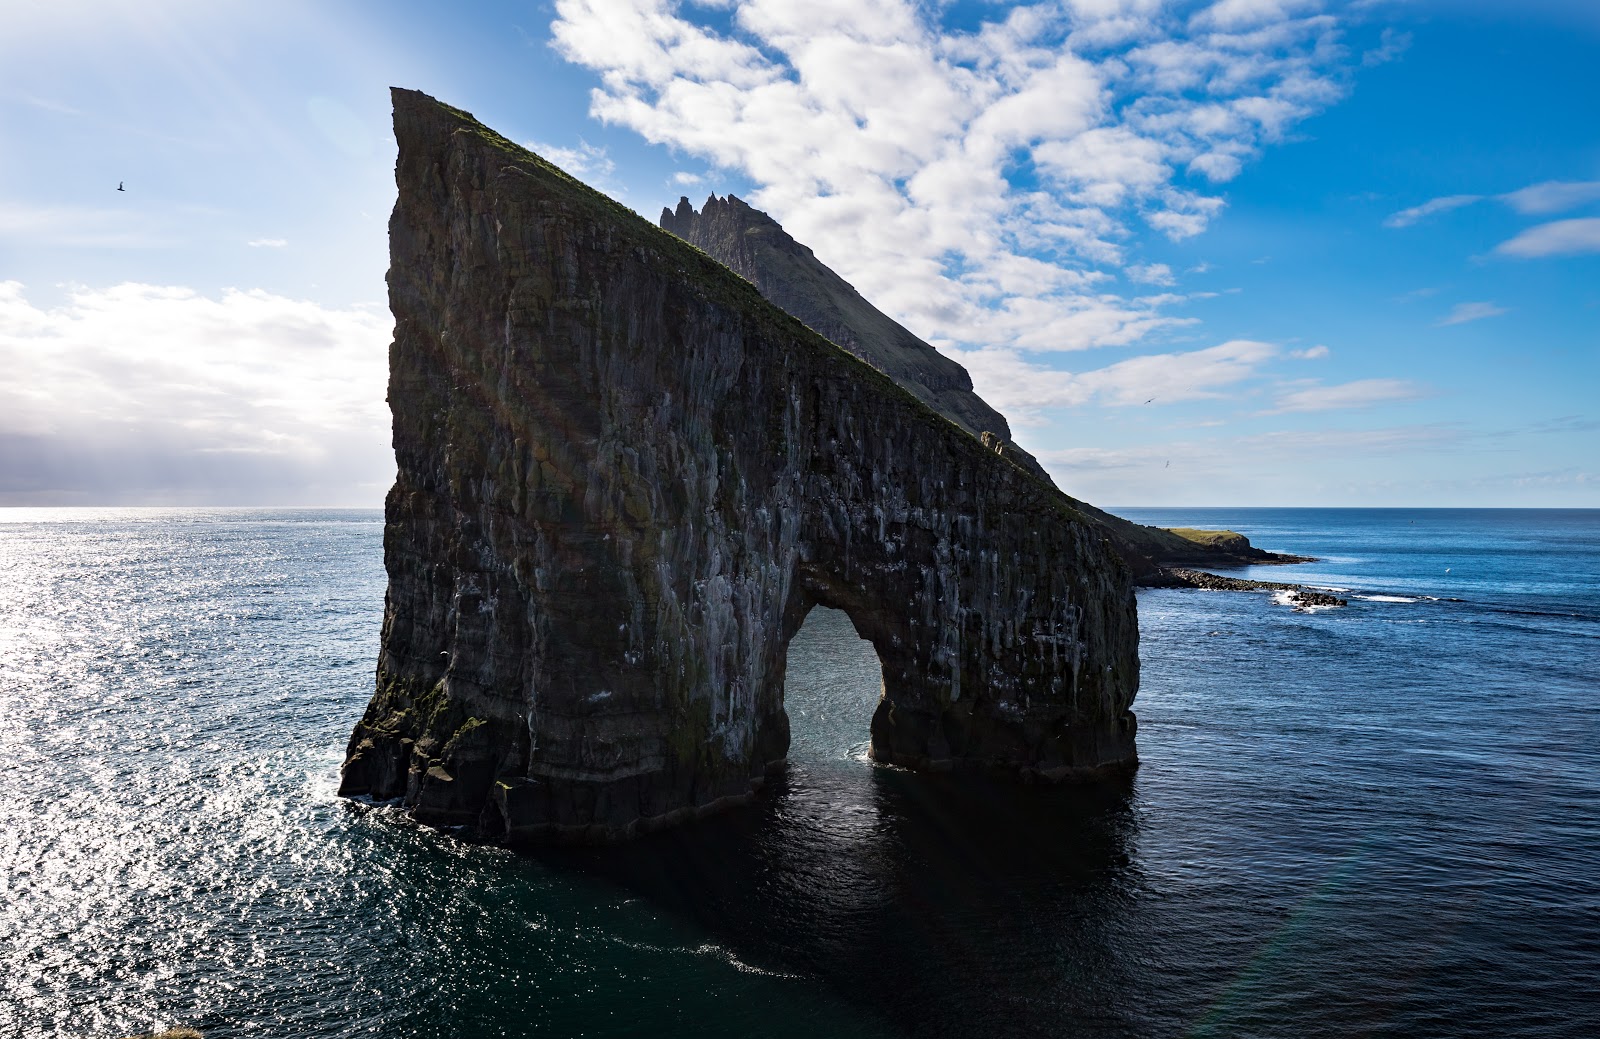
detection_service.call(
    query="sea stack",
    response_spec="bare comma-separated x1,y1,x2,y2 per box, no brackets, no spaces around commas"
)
337,89,1141,842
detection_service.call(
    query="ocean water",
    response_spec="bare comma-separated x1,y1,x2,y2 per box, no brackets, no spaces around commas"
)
1,507,1596,1038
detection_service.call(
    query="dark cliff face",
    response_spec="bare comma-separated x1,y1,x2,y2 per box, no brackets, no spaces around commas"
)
660,195,1031,453
338,89,1140,843
661,194,1298,579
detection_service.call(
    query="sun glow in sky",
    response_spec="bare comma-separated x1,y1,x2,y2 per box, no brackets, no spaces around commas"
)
1,0,1595,507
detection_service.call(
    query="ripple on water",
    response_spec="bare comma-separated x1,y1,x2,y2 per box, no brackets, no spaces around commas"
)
2,508,1598,1038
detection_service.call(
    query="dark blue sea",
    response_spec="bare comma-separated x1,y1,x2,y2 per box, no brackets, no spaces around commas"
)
2,507,1596,1038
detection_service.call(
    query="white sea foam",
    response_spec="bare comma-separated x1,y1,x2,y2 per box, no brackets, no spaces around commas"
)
1273,589,1342,613
1358,595,1417,603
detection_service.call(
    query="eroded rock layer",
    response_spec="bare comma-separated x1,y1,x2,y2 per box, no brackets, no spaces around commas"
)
338,89,1140,842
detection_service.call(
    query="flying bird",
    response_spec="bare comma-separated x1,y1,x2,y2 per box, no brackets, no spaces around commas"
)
117,181,124,192
1145,397,1155,404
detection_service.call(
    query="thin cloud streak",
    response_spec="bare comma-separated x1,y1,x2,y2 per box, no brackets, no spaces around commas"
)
946,339,1279,424
1436,300,1507,326
1500,179,1600,215
1494,218,1600,259
1264,378,1424,414
1383,193,1481,229
1383,179,1600,230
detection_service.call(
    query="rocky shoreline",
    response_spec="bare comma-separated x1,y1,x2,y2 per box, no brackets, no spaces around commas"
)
1140,567,1348,611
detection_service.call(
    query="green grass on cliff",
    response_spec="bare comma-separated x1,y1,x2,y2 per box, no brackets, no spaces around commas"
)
1165,528,1250,550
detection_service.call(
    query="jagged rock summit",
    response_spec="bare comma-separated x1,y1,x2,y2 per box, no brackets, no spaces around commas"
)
337,89,1140,842
660,194,1043,471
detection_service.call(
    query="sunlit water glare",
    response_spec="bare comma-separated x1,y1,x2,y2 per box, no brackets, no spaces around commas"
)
1,508,1596,1037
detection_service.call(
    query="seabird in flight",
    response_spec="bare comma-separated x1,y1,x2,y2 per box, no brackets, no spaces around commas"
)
117,181,125,192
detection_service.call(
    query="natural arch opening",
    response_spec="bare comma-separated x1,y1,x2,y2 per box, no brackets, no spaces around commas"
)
780,606,884,765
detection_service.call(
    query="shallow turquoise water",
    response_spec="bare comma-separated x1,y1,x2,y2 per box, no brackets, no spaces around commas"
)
1,507,1596,1037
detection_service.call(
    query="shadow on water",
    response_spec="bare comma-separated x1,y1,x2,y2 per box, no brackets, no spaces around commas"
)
532,762,1145,1038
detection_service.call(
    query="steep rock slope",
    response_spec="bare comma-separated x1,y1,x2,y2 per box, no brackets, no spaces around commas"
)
661,194,1302,578
660,195,1024,449
337,90,1141,842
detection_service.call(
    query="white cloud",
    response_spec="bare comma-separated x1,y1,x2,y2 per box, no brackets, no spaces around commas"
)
1435,301,1507,326
1382,194,1481,229
0,281,391,504
1292,344,1329,358
1494,218,1600,259
1500,180,1600,216
1385,181,1600,240
1265,377,1423,413
1035,127,1170,209
247,237,287,248
524,138,616,181
945,339,1277,423
1190,0,1325,32
1238,424,1459,453
1362,27,1410,66
550,0,1355,354
1125,262,1175,285
673,171,704,185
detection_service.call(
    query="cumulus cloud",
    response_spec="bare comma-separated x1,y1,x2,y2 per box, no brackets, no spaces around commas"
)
0,281,392,504
1382,194,1481,229
1190,0,1326,32
550,0,1355,354
1125,262,1175,285
1494,218,1600,259
1265,377,1423,413
1435,301,1507,326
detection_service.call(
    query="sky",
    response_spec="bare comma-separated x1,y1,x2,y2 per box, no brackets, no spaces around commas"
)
1,0,1596,508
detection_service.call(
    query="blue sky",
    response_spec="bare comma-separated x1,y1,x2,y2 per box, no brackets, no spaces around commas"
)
1,0,1595,507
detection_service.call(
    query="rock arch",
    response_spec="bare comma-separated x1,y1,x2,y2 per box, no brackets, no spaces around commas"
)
337,90,1140,843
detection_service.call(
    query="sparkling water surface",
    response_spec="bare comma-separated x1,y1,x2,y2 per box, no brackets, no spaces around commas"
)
2,508,1596,1037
